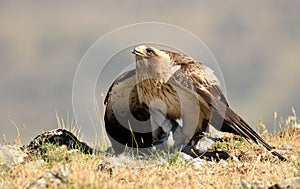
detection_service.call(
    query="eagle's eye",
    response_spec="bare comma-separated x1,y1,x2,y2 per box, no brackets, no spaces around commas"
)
146,48,155,56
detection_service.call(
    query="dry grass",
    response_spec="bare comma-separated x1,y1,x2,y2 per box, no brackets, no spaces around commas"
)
1,112,300,189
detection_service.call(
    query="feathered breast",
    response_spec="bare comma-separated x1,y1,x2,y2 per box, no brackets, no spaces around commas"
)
137,78,182,119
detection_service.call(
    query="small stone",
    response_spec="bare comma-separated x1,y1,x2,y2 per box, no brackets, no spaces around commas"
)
27,167,72,189
240,180,268,189
179,152,193,162
280,144,294,151
241,180,252,188
231,155,240,162
0,163,11,170
132,167,139,175
189,158,208,169
0,163,12,176
16,156,24,164
270,177,300,189
219,159,228,167
0,145,27,166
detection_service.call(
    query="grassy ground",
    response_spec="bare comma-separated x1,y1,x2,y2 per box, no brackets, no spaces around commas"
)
1,112,300,188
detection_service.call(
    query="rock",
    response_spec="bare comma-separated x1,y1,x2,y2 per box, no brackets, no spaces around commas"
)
193,135,216,152
25,159,46,169
269,177,300,189
0,145,27,166
27,167,72,189
179,152,194,162
231,155,240,162
0,163,12,176
219,159,228,167
236,180,268,189
189,158,210,169
280,144,294,151
26,129,93,154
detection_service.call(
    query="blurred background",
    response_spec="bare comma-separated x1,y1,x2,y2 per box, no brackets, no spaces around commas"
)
1,1,299,144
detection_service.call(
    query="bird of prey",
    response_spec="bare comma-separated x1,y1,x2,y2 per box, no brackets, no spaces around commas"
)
131,45,286,161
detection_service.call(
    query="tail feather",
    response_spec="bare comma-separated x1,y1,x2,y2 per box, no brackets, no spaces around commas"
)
195,87,286,161
221,107,286,161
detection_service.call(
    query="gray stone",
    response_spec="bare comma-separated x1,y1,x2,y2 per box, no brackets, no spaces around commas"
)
27,167,71,189
280,144,294,151
235,180,268,189
0,145,27,166
270,177,300,189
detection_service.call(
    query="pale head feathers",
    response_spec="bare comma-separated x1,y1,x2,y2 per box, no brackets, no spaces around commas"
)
133,45,179,82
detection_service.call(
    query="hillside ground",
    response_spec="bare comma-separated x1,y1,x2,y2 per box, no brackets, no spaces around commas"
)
1,111,299,188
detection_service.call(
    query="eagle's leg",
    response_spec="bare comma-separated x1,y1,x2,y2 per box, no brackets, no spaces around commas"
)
149,108,178,146
153,112,199,151
149,108,169,140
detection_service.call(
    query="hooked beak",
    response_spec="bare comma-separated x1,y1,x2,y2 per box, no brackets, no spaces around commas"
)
132,46,148,57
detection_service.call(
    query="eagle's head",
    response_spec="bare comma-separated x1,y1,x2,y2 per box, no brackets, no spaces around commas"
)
132,45,180,82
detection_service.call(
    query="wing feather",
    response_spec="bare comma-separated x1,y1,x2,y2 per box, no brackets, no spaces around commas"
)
165,51,286,161
165,50,228,105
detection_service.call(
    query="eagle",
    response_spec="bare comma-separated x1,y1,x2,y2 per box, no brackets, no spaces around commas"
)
104,45,285,161
129,45,286,161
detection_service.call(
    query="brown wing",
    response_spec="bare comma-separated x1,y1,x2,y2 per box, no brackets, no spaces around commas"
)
164,50,229,106
166,51,286,161
104,69,153,154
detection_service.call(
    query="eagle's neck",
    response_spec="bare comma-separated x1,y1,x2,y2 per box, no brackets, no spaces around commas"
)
135,64,181,119
135,55,176,81
135,67,165,103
